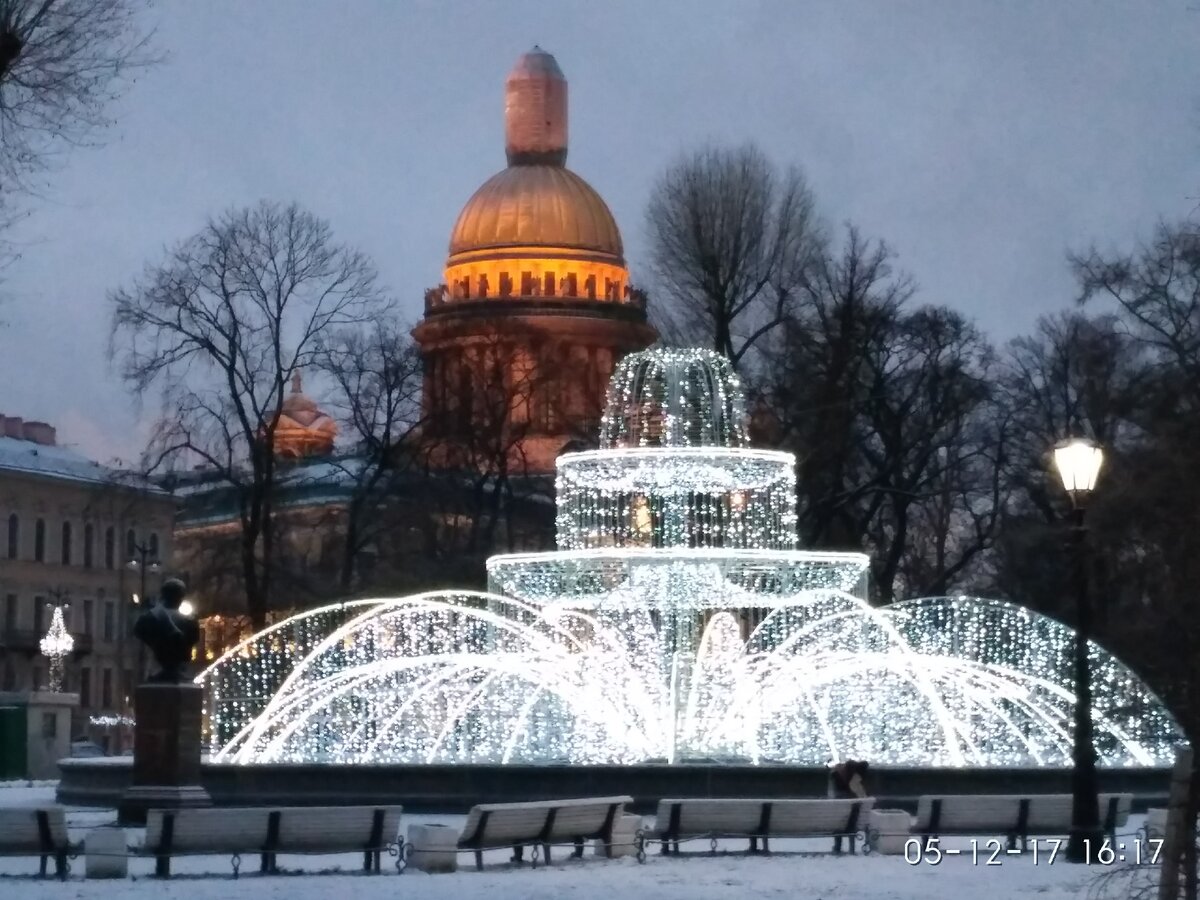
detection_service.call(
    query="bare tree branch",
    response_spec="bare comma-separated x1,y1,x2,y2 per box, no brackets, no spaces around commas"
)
110,200,391,627
645,142,823,368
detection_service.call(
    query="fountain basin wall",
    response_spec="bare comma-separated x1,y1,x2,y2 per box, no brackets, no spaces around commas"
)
57,758,1174,814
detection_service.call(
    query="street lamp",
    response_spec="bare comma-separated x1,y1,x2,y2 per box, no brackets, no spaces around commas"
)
126,543,161,683
126,547,162,606
1053,437,1105,863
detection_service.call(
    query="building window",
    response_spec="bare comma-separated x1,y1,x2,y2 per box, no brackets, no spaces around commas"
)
79,667,91,708
148,532,159,560
41,712,56,740
122,669,133,702
125,529,136,560
1,661,13,691
544,271,555,296
101,669,113,707
104,527,114,570
6,513,17,559
103,601,114,642
32,667,42,691
34,518,45,562
82,599,93,636
61,521,72,565
3,593,15,632
33,596,44,633
83,523,94,568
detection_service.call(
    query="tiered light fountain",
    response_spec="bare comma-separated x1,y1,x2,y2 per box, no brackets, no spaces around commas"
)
201,349,1180,768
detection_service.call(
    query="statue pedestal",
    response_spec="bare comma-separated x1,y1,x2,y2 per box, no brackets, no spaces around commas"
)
118,683,211,825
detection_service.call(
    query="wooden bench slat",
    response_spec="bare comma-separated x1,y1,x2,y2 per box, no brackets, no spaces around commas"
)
914,793,1133,838
0,807,70,854
142,805,403,877
455,795,633,869
651,798,875,841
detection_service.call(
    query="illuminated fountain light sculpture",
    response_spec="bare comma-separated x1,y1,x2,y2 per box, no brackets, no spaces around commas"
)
39,605,74,693
201,349,1181,767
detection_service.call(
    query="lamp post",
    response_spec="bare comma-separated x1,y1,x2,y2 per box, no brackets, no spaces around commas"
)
125,543,161,683
1053,437,1105,863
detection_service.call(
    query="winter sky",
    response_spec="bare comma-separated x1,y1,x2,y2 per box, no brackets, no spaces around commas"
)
1,0,1197,462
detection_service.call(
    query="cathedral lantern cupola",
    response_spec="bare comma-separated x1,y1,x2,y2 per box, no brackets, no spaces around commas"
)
505,45,568,166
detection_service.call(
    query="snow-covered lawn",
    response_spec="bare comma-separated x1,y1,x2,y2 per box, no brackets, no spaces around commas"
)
0,783,1147,899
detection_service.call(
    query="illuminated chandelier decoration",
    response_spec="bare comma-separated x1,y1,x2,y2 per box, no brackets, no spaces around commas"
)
39,605,74,693
200,349,1181,767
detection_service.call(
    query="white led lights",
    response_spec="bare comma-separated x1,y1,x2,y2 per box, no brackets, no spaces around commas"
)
197,348,1182,767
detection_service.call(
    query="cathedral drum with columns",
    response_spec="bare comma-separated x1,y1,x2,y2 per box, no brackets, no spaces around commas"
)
413,47,657,474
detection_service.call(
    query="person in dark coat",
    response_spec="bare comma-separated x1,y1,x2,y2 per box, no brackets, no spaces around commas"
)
828,759,870,853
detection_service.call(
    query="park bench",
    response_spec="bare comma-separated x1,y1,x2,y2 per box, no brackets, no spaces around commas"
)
452,795,634,870
910,792,1132,851
0,806,72,879
142,805,403,877
648,797,876,855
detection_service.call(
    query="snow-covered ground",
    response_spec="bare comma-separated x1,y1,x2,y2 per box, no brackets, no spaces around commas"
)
0,783,1151,899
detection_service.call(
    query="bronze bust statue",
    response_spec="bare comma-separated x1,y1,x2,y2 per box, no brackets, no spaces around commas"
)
133,578,200,684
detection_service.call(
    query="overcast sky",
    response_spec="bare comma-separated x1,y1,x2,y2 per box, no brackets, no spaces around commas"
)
1,0,1197,462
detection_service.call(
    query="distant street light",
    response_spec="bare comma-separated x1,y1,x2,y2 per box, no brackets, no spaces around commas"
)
1053,437,1105,863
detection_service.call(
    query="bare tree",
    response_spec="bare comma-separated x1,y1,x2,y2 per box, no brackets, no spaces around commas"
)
1071,221,1200,414
315,316,424,591
109,200,390,628
645,142,822,367
766,226,911,549
0,0,156,184
763,227,1002,602
860,305,1001,602
1068,226,1200,895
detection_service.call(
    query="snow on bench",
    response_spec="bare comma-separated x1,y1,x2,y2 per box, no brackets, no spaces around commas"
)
0,806,71,879
454,795,634,870
912,793,1132,850
142,805,403,877
649,797,876,855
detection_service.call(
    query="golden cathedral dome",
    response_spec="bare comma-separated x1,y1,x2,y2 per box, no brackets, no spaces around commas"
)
443,46,628,289
273,371,337,459
448,165,624,263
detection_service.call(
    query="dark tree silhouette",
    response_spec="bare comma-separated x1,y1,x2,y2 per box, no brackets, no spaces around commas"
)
110,201,390,628
0,0,156,183
645,142,822,367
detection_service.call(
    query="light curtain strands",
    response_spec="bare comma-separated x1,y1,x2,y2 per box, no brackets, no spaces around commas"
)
196,348,1182,767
